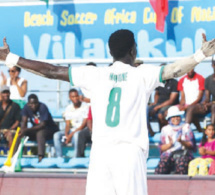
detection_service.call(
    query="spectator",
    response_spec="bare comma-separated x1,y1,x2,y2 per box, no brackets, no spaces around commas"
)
185,60,215,131
3,66,27,109
0,85,21,148
19,94,59,161
77,106,92,157
188,124,215,177
53,89,88,157
155,106,196,174
178,69,204,110
177,69,205,131
148,63,179,136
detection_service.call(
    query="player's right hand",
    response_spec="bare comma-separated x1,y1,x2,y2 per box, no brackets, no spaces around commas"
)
0,37,10,61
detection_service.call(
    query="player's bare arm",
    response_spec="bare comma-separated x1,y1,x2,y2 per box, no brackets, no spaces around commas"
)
162,34,215,80
0,38,69,82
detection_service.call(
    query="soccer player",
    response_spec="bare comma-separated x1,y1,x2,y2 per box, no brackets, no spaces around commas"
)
0,30,215,195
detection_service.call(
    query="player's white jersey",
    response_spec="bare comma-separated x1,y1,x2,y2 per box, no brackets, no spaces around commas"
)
69,61,164,155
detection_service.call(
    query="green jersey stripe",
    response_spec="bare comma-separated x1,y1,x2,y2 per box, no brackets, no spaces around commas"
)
68,66,74,86
159,65,165,83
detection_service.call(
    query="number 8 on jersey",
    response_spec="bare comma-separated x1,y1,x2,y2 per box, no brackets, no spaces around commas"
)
105,87,121,127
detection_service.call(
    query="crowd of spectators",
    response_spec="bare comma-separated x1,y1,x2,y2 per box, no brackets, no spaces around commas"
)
149,58,215,176
0,58,215,176
0,64,93,162
147,61,214,135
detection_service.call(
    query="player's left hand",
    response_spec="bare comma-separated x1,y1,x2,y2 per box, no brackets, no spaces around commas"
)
201,33,215,57
0,37,10,61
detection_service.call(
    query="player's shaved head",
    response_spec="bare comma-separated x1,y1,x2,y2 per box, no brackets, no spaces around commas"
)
108,29,135,60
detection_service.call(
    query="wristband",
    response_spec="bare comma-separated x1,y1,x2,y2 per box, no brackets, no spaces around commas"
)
5,52,20,68
193,49,206,63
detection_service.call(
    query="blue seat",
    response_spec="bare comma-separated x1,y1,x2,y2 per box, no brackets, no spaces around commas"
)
57,157,89,168
147,158,160,169
49,108,64,119
31,157,64,168
194,132,203,142
197,164,211,168
19,157,38,168
149,133,161,143
0,157,7,167
25,140,37,145
205,112,211,118
46,140,54,145
26,140,53,145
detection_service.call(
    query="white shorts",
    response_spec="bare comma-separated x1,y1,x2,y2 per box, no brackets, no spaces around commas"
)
86,142,148,195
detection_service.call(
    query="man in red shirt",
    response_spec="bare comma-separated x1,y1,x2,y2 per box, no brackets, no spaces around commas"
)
77,107,92,157
185,59,215,131
178,69,205,110
177,69,205,131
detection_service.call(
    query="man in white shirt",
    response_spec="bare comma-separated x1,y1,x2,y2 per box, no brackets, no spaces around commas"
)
53,88,88,157
0,30,215,195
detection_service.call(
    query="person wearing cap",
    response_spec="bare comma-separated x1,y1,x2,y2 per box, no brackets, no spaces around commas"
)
185,58,215,131
0,85,21,148
155,106,196,174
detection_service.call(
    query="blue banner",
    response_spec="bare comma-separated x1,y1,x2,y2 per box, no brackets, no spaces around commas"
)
0,0,215,59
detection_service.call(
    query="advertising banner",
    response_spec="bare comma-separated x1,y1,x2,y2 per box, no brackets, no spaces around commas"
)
0,0,215,59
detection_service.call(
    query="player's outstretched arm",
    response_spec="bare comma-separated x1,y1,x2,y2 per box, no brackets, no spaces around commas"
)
0,38,69,82
162,34,215,80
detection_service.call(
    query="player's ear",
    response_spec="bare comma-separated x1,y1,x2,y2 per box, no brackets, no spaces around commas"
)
130,45,137,60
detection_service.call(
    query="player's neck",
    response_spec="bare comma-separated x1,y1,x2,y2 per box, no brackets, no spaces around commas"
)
113,56,135,67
